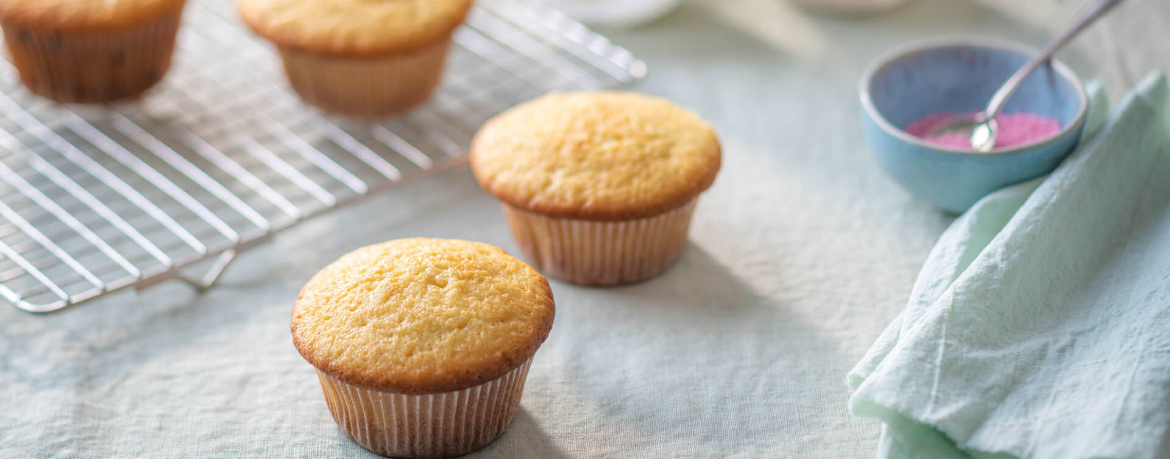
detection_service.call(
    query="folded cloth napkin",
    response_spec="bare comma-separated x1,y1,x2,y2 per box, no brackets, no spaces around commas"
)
848,72,1170,459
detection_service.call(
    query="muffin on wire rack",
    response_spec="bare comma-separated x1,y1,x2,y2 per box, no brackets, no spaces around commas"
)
236,0,472,118
293,238,555,458
0,0,189,103
471,91,722,286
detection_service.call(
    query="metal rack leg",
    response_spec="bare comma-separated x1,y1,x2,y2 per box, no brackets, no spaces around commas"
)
179,249,238,291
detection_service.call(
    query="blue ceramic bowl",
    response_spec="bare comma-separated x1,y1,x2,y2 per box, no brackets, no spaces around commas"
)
860,37,1088,213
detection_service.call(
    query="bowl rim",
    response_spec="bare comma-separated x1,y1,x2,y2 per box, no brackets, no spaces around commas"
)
859,35,1089,156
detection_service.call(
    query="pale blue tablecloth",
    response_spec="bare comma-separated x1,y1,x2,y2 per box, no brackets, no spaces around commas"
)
2,0,1168,457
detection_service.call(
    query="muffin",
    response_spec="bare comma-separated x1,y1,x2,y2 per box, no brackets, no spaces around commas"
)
237,0,472,118
470,91,722,285
0,0,188,103
293,238,555,458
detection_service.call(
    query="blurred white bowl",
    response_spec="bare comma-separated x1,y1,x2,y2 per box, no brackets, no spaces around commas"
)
791,0,909,15
543,0,683,28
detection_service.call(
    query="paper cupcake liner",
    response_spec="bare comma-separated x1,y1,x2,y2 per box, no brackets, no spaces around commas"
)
503,200,698,285
1,11,183,103
278,39,451,118
316,358,533,458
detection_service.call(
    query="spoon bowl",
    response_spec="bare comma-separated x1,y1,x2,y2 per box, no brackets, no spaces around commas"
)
925,113,999,152
970,120,998,152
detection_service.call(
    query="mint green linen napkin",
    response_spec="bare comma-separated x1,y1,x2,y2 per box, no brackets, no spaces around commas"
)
848,72,1170,459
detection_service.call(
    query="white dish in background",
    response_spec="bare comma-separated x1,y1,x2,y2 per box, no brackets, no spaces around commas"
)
790,0,909,15
543,0,683,28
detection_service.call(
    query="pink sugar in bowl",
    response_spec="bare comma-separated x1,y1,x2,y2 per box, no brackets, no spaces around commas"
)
860,37,1088,213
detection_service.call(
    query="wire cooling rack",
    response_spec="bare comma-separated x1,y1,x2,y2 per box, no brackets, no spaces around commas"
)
0,0,645,313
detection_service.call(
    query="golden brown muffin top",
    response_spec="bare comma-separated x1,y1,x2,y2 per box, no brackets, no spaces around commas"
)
0,0,187,31
292,238,555,393
236,0,472,56
470,91,722,221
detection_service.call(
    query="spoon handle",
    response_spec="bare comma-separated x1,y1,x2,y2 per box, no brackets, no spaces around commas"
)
984,0,1125,120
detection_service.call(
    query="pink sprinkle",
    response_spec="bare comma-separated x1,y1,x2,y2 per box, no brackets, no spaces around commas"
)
904,113,1062,151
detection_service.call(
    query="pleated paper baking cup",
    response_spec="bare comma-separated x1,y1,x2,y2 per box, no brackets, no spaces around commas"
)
278,39,451,118
503,200,698,285
316,358,533,458
1,12,183,103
